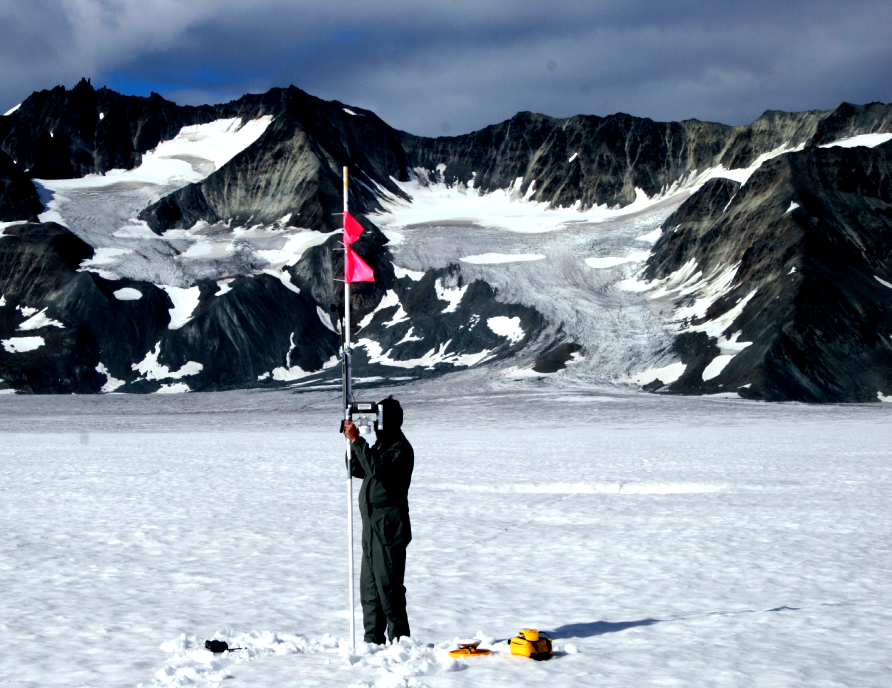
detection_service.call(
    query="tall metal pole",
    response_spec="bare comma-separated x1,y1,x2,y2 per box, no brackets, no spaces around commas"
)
343,165,356,651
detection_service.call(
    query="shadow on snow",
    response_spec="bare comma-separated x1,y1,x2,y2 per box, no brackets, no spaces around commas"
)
547,619,660,639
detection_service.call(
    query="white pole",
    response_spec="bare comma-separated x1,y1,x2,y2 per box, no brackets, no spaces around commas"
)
343,165,356,652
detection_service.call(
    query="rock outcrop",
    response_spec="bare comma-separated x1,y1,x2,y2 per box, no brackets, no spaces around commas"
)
641,141,892,402
0,78,219,179
0,150,42,221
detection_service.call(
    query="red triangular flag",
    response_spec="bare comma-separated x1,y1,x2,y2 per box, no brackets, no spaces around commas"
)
345,247,375,283
344,212,364,246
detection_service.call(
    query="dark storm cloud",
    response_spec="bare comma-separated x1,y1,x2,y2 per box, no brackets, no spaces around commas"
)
1,0,890,135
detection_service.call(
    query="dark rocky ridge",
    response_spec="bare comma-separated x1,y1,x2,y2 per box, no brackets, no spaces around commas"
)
3,80,892,400
137,88,411,234
400,102,892,210
0,150,42,221
642,141,892,402
0,79,220,179
6,81,891,230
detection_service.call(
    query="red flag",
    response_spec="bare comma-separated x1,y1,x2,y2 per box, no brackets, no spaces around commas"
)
345,247,374,283
343,212,364,246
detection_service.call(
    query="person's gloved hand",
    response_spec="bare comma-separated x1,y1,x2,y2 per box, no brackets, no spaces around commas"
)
343,420,359,442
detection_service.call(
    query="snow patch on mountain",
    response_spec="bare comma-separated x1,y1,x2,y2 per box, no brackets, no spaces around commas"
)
487,316,524,343
95,363,125,392
114,287,143,300
263,269,301,295
393,265,424,281
132,343,203,381
316,306,337,332
628,361,686,386
636,228,662,243
156,382,191,394
397,327,422,345
17,308,64,331
0,221,22,235
383,304,410,328
37,117,273,208
358,338,494,369
260,339,338,383
3,103,21,116
358,291,400,330
659,142,807,198
1,336,44,353
819,133,892,149
702,355,735,380
161,286,200,329
434,279,467,314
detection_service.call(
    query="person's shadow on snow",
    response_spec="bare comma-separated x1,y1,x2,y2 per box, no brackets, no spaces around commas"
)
548,619,659,639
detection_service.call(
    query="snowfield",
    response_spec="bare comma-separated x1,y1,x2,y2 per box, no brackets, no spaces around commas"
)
2,379,891,687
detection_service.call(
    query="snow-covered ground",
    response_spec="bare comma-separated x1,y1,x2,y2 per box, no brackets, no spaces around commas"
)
2,380,891,687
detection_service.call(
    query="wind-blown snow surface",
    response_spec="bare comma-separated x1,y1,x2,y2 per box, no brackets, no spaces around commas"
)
2,381,891,688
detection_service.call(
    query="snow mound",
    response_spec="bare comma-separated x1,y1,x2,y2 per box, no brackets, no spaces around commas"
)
150,630,340,687
148,632,485,688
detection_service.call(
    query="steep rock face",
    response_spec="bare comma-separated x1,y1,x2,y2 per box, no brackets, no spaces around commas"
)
0,222,168,392
139,87,411,234
125,274,341,393
0,151,42,221
0,79,222,179
399,103,892,210
641,142,892,402
400,112,731,208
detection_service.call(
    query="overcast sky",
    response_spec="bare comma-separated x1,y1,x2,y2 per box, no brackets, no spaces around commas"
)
1,0,890,137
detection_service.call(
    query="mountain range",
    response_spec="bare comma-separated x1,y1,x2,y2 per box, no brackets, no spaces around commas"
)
1,78,891,402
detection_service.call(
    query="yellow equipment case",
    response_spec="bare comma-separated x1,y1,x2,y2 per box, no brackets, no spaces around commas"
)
509,629,553,660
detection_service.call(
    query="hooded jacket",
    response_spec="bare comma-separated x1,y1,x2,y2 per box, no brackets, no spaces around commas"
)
350,430,414,513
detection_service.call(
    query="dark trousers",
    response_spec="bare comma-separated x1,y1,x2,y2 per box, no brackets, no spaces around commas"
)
360,505,410,644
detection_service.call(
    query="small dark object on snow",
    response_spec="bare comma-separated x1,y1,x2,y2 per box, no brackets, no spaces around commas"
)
205,640,242,653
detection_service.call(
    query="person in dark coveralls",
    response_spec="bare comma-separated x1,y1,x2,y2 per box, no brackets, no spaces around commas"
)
343,396,414,645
